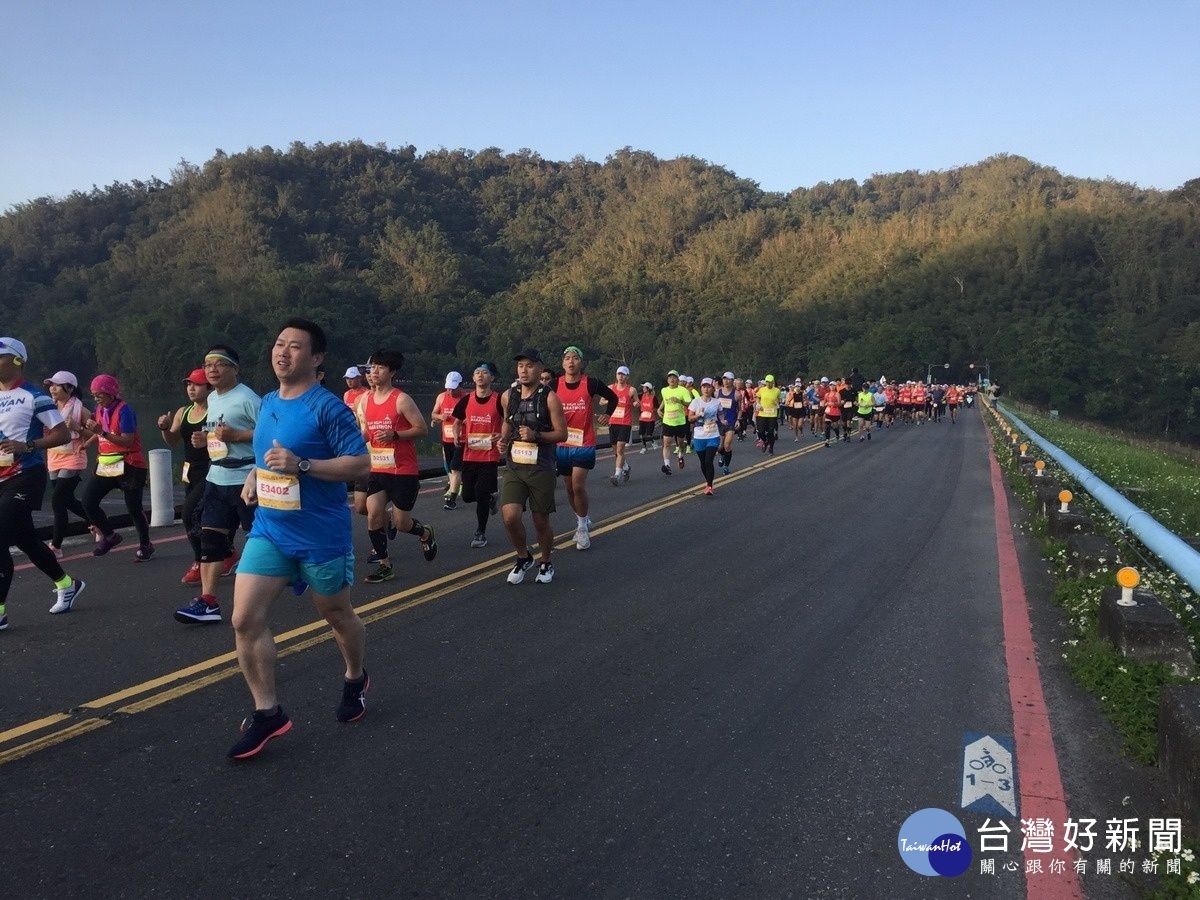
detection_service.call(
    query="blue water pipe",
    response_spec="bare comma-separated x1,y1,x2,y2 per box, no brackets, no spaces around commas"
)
996,403,1200,596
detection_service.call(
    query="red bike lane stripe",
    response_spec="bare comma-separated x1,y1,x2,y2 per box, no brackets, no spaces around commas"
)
986,426,1082,898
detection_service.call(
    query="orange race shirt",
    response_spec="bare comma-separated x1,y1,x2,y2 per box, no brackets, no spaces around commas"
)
608,384,635,426
556,378,596,448
363,389,419,475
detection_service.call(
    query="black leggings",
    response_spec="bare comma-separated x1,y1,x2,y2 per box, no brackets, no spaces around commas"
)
50,473,90,548
697,446,717,487
1,469,66,604
182,476,207,561
757,417,779,450
82,471,150,544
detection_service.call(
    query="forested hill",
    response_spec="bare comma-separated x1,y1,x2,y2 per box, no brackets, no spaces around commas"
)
2,142,1198,439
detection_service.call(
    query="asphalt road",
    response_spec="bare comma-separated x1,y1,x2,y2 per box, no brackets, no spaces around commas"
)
1,410,1164,898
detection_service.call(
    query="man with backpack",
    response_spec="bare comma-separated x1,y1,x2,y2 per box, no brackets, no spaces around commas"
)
497,349,567,585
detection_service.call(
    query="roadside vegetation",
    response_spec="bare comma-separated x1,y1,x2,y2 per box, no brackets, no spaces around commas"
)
987,404,1200,896
987,404,1200,766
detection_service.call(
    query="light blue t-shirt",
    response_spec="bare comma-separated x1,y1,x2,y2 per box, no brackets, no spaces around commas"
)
249,384,367,562
688,397,721,441
203,382,261,486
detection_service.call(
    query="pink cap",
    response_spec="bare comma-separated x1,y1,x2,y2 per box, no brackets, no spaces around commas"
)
90,373,121,397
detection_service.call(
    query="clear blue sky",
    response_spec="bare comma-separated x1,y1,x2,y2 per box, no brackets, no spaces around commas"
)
2,1,1196,211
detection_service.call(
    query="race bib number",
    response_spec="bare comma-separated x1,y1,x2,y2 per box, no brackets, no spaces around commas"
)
613,405,627,420
256,468,301,510
566,427,584,447
510,441,538,465
207,433,228,460
182,461,191,484
441,422,456,442
719,398,732,409
697,422,718,439
96,454,125,477
0,449,13,467
369,444,396,469
762,404,778,415
467,432,493,451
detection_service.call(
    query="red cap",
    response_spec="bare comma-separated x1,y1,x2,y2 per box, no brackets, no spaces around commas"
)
183,368,208,385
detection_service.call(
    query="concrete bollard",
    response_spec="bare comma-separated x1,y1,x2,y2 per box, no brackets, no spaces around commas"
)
1065,533,1120,576
1159,685,1200,836
1047,509,1093,537
147,448,175,527
1098,585,1194,677
1032,481,1064,518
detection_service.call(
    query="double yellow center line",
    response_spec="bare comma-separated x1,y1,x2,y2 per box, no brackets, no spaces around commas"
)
0,442,820,765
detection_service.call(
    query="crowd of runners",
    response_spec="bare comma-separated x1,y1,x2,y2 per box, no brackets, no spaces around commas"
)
0,329,977,758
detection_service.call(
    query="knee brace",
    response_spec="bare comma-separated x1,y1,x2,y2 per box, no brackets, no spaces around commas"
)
199,529,229,564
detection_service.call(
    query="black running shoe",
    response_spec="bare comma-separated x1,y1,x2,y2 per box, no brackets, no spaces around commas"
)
420,525,437,561
227,706,292,759
336,671,369,723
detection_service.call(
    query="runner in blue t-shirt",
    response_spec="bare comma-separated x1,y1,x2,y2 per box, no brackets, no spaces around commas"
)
223,319,370,761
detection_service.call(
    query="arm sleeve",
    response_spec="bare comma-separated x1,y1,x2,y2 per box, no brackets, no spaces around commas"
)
590,377,619,413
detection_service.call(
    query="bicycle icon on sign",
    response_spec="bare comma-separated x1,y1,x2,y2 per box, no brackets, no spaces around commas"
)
968,749,1008,775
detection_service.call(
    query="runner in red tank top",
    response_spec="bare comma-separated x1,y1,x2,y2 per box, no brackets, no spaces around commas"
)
451,361,504,549
607,365,636,486
357,349,436,584
552,345,617,551
429,371,466,509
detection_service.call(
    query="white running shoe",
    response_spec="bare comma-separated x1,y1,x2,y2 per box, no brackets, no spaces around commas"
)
535,561,555,584
575,524,591,550
50,578,85,614
507,555,534,585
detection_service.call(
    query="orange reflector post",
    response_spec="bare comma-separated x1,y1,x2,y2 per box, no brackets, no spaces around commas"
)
1116,567,1140,589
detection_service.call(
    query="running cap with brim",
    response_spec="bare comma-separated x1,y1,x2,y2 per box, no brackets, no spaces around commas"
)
820,377,829,382
616,365,630,376
0,337,28,363
563,345,584,360
445,371,463,389
701,377,714,386
474,361,498,377
344,366,362,378
642,381,653,388
722,371,735,379
667,369,680,377
183,368,208,385
43,370,78,388
514,348,544,364
684,376,694,384
765,374,775,382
